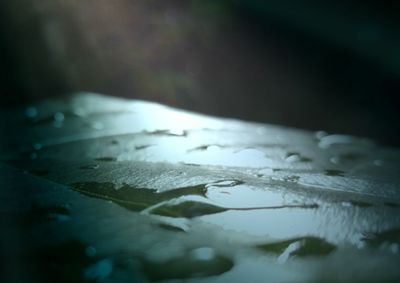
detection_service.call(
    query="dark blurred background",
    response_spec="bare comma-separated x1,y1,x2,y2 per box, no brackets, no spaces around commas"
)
0,0,399,145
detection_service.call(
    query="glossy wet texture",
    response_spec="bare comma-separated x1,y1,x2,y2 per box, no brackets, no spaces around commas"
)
1,93,400,282
70,182,207,212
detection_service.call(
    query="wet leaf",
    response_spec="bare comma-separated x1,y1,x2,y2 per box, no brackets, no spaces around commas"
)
2,92,400,283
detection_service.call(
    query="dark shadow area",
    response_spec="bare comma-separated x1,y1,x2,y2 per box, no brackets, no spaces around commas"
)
0,0,399,146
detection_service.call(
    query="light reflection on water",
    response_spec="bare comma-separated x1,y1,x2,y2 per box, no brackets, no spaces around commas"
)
200,208,320,239
141,145,274,168
205,184,292,208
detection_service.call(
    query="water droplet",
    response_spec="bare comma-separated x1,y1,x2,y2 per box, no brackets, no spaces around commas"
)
277,241,302,264
85,246,97,257
315,131,328,140
259,168,274,176
190,247,216,261
318,134,355,149
286,154,301,163
53,112,64,128
389,243,399,254
332,153,366,165
25,106,38,118
91,121,104,130
84,259,113,281
54,112,65,122
285,153,312,163
374,159,384,166
72,107,86,117
341,201,353,207
282,175,300,183
33,143,42,150
330,156,341,164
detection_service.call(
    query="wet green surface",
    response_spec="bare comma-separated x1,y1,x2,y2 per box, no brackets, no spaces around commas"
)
1,93,400,282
